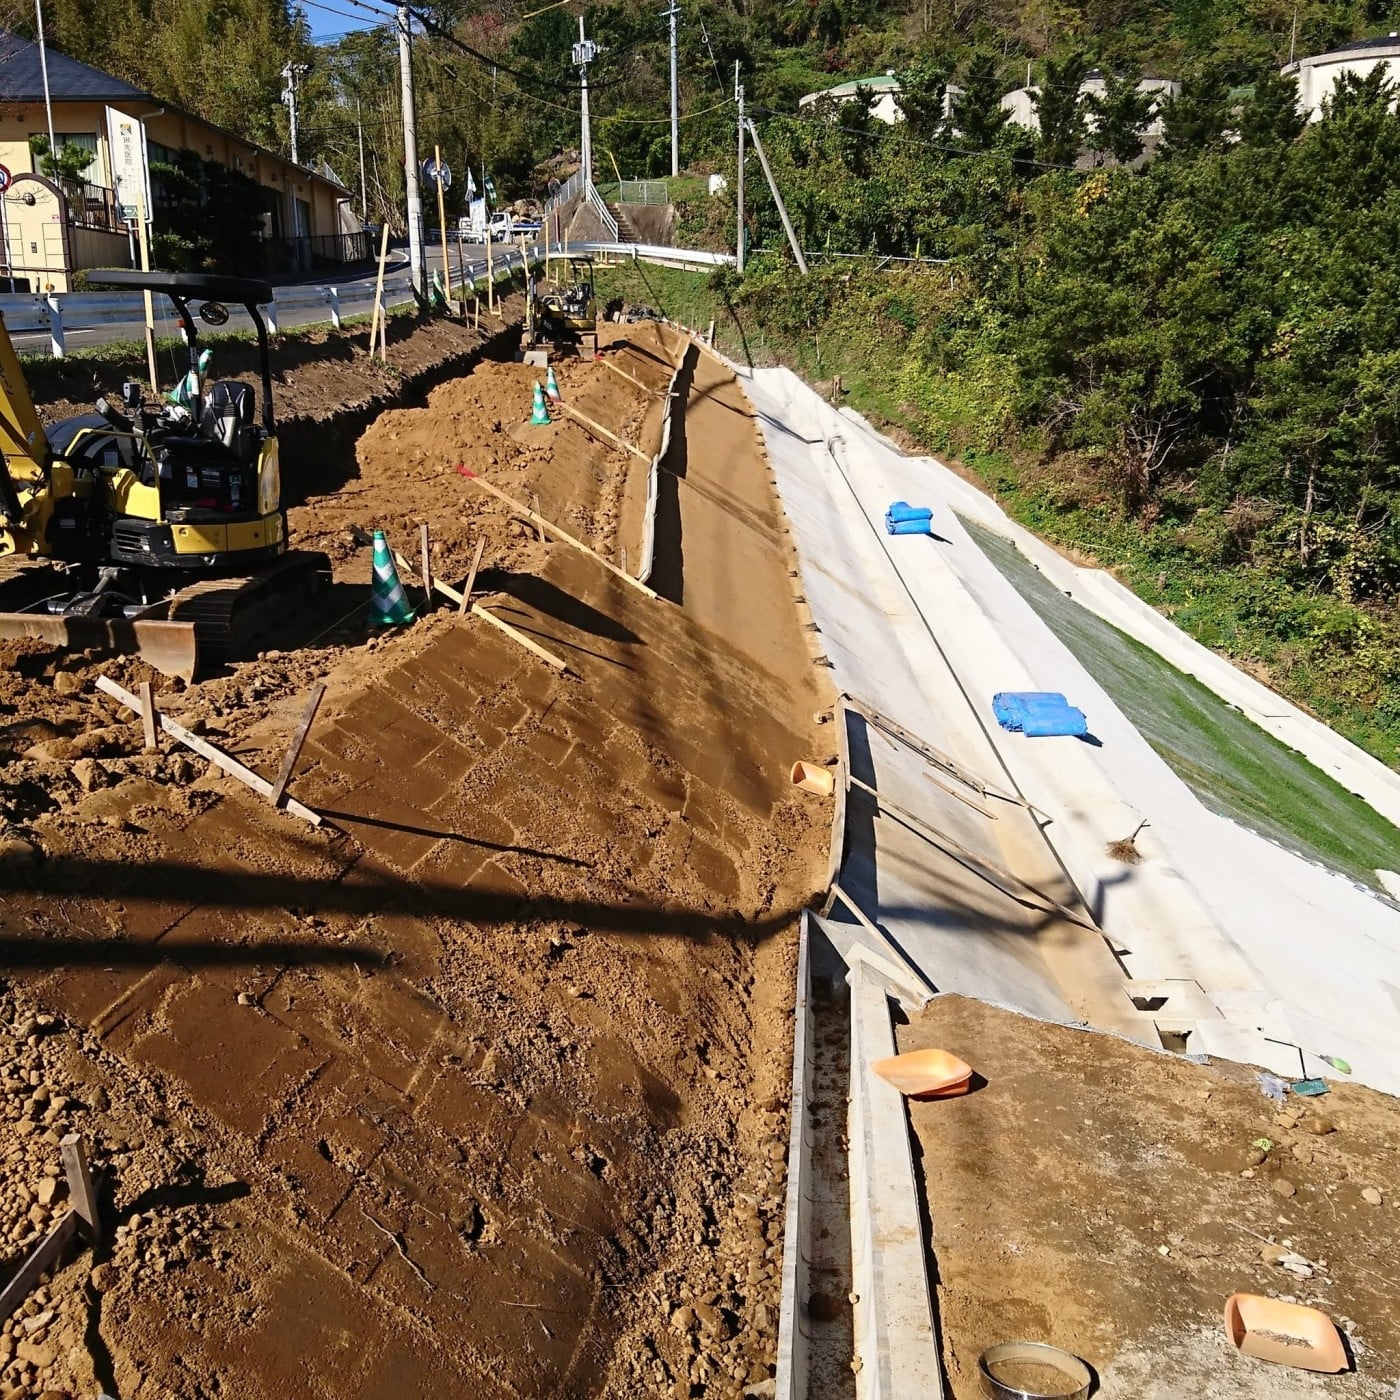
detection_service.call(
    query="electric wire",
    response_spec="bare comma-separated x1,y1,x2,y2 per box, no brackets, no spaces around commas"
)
300,0,391,29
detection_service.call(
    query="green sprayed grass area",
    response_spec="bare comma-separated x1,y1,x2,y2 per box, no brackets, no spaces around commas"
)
965,520,1400,888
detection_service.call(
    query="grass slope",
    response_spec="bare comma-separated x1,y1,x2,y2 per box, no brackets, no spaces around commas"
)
966,521,1400,886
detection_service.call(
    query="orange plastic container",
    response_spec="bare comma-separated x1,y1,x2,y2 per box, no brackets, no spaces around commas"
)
1224,1293,1347,1373
790,761,835,796
871,1048,973,1099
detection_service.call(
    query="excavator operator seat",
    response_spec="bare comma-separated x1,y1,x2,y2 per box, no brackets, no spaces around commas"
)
156,383,261,517
199,381,258,466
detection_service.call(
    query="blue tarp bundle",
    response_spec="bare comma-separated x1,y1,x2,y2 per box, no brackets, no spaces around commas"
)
992,691,1089,738
885,500,934,535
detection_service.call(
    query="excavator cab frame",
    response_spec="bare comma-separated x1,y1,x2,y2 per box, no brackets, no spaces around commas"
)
0,269,328,680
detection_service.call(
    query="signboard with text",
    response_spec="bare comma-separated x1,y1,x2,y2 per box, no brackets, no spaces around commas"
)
105,106,151,225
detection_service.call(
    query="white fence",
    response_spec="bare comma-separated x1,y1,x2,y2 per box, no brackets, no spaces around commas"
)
0,242,732,359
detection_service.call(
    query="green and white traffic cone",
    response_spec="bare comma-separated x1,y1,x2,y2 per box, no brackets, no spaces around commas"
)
530,381,552,425
368,529,415,627
545,365,560,402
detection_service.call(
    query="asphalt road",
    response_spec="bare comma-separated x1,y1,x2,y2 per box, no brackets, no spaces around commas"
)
5,242,516,352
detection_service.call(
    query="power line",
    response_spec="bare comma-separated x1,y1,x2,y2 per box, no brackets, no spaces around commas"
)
300,0,391,29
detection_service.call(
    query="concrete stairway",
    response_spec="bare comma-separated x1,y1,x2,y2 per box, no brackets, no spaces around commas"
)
609,203,642,243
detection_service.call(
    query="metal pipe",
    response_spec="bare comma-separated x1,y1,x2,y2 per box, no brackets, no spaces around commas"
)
745,117,807,274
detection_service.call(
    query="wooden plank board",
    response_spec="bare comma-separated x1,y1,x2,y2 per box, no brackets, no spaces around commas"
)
0,1213,80,1325
830,882,935,997
470,603,570,674
598,355,666,398
556,400,649,461
270,685,327,808
459,474,659,601
95,676,322,827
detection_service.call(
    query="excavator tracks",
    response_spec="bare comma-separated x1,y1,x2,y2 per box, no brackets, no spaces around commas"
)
165,550,332,674
0,550,331,682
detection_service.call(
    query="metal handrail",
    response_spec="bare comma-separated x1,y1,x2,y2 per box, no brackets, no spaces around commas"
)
582,182,619,241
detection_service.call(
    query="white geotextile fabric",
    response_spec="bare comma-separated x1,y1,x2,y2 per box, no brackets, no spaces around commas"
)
740,362,1400,1097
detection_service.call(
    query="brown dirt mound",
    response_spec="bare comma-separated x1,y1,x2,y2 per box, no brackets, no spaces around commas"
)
0,321,834,1397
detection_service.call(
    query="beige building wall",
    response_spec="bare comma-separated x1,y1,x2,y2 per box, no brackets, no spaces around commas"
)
1285,42,1400,121
0,96,350,286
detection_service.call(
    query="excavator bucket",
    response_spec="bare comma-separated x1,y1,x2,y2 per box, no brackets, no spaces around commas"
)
0,612,201,681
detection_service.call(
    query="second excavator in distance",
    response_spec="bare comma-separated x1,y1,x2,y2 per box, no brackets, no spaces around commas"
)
521,256,599,361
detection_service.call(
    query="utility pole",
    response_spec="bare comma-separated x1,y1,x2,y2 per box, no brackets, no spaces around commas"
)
746,117,807,274
34,0,56,159
357,97,367,221
573,17,598,187
665,0,680,177
281,63,308,166
397,4,426,302
735,62,745,274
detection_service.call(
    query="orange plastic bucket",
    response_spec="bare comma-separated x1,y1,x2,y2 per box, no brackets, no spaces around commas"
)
871,1048,973,1099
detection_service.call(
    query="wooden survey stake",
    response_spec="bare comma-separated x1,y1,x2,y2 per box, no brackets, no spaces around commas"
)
270,685,326,808
96,676,322,826
459,535,487,615
139,680,159,751
60,1133,101,1243
369,222,391,361
419,522,434,606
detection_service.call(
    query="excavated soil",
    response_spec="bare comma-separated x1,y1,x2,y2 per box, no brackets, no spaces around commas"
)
0,320,835,1397
901,996,1400,1399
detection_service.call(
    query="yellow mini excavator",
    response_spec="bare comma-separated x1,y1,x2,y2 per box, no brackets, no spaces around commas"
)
522,256,598,359
0,269,329,680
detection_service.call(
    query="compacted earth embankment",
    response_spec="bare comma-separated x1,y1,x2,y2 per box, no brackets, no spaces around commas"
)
0,315,834,1397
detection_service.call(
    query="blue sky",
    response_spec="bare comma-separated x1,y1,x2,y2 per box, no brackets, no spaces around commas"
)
298,1,390,44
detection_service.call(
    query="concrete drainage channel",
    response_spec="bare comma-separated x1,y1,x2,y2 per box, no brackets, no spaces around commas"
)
774,911,946,1400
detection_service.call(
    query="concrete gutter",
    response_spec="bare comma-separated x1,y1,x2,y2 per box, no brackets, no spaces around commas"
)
847,956,944,1400
635,342,690,585
775,911,817,1399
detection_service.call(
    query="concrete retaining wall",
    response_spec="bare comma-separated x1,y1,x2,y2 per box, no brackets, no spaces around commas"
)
838,407,1400,836
635,342,689,584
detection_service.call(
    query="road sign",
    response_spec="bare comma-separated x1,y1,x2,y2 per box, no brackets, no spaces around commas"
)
0,165,10,193
422,157,451,190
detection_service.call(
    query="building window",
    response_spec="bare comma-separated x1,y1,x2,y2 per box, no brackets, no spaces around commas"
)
30,132,99,183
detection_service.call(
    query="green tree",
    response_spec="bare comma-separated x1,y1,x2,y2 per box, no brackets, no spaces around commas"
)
954,51,1010,149
1160,61,1233,155
1033,51,1090,166
1239,68,1306,146
1084,65,1156,164
896,56,951,137
27,135,94,191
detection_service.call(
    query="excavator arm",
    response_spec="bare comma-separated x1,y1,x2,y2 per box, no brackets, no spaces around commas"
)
0,309,51,537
